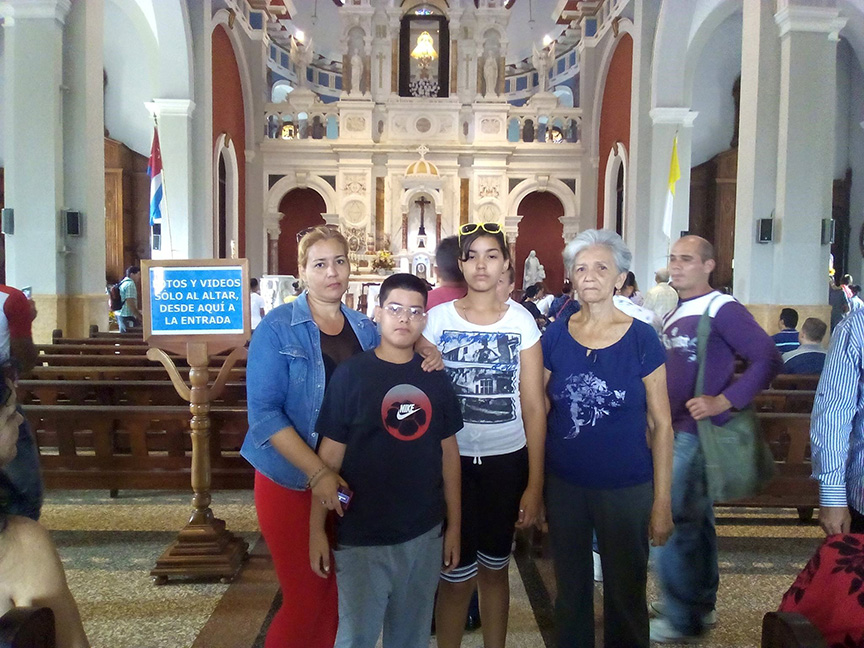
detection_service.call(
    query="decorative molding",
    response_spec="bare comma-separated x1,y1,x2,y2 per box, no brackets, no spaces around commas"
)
145,99,196,119
0,0,71,24
649,107,699,127
775,6,847,41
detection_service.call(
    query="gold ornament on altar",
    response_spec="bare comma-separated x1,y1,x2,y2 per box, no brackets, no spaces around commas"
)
371,250,395,271
410,31,438,70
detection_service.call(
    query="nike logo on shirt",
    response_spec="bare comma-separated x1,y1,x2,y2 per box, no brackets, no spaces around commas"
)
396,403,421,420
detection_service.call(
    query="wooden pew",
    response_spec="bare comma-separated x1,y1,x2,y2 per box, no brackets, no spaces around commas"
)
753,389,815,414
771,374,820,391
36,353,247,368
25,404,252,491
18,380,246,407
29,365,245,381
37,344,155,356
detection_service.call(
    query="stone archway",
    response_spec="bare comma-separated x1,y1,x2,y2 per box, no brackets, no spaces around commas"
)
515,192,565,292
276,188,327,276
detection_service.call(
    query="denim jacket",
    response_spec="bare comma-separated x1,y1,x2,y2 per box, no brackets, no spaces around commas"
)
241,293,379,490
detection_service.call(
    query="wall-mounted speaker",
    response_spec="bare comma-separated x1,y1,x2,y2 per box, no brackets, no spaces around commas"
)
0,209,13,235
821,218,836,246
757,218,774,243
63,210,82,236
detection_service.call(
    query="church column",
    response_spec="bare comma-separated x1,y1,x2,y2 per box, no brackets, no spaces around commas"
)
644,108,697,279
62,0,106,336
2,0,71,342
732,0,782,304
145,99,195,260
504,215,520,264
264,212,281,275
401,212,409,251
577,17,601,232
770,3,846,305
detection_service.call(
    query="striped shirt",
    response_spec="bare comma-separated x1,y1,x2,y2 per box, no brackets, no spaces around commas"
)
811,309,864,509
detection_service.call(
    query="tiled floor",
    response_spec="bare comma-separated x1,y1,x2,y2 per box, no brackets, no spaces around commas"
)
40,490,825,648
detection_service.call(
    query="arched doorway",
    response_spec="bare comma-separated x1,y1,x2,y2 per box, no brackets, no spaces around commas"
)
515,192,565,292
277,188,326,276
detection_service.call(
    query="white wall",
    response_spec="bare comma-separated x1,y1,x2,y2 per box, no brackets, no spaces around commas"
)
689,11,742,167
103,0,158,155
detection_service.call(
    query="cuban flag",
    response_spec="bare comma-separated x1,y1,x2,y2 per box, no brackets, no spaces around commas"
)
147,127,166,226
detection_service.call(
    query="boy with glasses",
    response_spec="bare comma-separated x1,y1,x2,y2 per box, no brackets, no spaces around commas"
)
310,273,463,648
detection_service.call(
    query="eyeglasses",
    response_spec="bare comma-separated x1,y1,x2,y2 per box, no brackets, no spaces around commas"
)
296,226,316,243
381,304,427,321
458,222,503,241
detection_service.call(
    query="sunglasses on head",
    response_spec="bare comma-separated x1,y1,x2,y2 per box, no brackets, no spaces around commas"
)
458,222,504,243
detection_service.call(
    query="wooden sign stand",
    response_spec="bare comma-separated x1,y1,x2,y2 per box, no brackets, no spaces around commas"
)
148,342,249,584
141,259,252,584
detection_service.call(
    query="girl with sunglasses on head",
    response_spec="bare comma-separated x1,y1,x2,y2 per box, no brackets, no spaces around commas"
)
420,222,546,648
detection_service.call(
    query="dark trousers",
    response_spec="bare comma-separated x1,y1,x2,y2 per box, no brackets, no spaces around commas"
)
546,474,653,648
850,506,864,533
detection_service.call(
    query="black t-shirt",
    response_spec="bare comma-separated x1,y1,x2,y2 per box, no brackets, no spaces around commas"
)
320,320,362,386
317,351,463,546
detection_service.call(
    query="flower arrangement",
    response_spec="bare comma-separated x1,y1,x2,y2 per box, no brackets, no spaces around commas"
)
371,250,395,271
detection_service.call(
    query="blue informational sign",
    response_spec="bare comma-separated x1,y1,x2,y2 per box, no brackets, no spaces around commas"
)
149,265,244,335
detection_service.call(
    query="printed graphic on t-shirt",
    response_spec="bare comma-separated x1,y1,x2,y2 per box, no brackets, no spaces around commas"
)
440,330,520,424
381,384,432,441
662,325,698,363
560,372,625,439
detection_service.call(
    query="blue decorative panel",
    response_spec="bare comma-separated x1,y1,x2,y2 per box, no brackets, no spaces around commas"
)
281,52,289,68
507,119,520,142
249,12,263,30
271,46,277,60
532,72,538,87
307,68,313,82
326,115,339,139
516,75,527,91
320,73,330,87
585,18,597,37
557,57,565,75
505,80,511,93
335,75,342,90
570,51,576,66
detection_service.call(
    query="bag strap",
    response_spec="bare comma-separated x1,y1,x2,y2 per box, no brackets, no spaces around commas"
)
695,293,723,398
555,297,572,319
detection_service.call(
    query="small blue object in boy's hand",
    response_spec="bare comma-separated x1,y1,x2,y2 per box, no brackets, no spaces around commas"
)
337,486,353,511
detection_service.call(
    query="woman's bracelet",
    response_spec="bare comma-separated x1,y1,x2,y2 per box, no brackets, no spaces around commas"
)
307,465,329,490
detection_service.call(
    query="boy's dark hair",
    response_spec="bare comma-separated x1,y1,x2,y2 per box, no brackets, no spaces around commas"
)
801,317,827,343
854,285,863,296
779,307,799,329
458,229,511,263
378,273,429,307
125,265,141,277
435,236,464,283
250,278,259,290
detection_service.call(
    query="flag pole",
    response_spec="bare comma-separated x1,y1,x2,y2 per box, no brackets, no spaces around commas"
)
153,115,175,259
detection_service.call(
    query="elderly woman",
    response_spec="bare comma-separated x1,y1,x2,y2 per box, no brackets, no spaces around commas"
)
0,374,90,648
542,229,674,648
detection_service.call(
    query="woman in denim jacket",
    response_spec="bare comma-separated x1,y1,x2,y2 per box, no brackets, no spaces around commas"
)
243,226,441,648
243,227,377,648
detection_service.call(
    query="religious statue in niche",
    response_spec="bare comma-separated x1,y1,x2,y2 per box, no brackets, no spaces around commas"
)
523,250,546,287
483,54,498,98
532,41,556,94
350,52,364,96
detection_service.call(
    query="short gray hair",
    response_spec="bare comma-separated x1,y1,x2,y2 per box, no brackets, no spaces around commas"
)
563,229,632,276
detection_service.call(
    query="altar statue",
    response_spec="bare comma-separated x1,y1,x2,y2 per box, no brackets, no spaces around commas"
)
523,250,546,287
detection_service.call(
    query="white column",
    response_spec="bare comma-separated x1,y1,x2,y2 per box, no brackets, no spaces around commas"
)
2,0,71,293
62,0,105,296
643,108,697,278
577,35,601,232
771,4,846,305
187,0,213,260
626,0,661,284
145,99,195,260
733,0,781,303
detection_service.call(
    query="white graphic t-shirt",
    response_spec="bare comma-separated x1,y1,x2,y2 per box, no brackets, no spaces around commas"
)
423,300,541,458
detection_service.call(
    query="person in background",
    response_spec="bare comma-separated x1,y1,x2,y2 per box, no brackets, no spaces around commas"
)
250,278,266,330
116,266,141,333
850,285,864,313
0,369,90,648
782,317,828,375
535,283,554,317
644,268,679,321
0,284,40,520
427,236,467,309
842,274,854,302
773,308,800,354
829,278,848,332
543,228,674,648
652,235,781,643
520,285,548,330
284,281,302,304
619,271,644,306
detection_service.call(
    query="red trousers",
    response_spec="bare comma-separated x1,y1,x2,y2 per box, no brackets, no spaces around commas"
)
255,471,338,648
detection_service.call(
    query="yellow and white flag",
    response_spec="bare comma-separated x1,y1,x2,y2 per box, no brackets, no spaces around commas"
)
662,135,681,240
